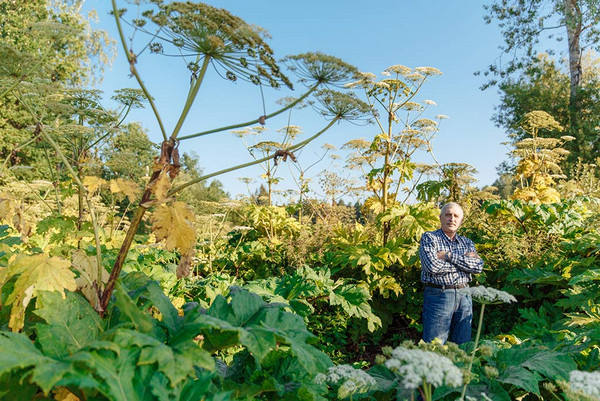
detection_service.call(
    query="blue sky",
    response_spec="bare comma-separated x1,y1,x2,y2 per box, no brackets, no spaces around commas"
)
83,0,510,201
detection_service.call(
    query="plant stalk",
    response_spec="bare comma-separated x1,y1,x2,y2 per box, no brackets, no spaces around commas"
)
170,56,211,140
110,0,167,141
177,83,319,141
98,170,158,314
460,302,486,400
169,117,339,195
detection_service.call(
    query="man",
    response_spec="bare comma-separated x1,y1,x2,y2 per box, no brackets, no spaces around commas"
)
418,202,483,344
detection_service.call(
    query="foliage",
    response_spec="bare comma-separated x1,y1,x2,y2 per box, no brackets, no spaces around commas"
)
244,265,382,332
0,273,334,400
2,1,600,400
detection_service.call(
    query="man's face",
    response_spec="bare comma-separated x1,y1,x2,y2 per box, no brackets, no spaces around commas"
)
440,206,463,235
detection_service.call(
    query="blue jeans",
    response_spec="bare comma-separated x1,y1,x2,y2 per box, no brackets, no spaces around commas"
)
422,286,472,344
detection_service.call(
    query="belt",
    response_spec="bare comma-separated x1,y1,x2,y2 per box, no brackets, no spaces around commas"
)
424,283,468,290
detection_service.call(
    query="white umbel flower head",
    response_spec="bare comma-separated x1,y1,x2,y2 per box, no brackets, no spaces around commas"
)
384,347,463,390
459,286,517,305
569,370,600,398
314,364,377,399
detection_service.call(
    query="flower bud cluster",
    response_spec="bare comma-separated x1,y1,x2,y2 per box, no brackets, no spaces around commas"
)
460,286,517,304
314,364,377,399
569,370,600,399
384,346,463,390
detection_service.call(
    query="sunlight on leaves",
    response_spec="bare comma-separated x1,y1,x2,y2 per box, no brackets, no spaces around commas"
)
109,178,141,202
150,201,196,253
0,253,76,332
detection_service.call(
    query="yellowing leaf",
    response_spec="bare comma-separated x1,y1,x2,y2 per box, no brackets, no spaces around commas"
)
54,387,80,401
151,170,171,200
1,253,76,332
72,250,109,309
0,197,15,221
82,176,107,193
150,201,196,253
109,178,141,202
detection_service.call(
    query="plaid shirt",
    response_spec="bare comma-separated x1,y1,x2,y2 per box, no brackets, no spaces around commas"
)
419,229,483,286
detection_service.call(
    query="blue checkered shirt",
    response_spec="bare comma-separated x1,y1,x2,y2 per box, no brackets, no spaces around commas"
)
419,229,483,286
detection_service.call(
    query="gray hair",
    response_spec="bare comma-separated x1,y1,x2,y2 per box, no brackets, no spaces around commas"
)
440,202,464,216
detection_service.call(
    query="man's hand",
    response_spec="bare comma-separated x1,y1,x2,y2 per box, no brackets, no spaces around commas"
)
465,252,481,259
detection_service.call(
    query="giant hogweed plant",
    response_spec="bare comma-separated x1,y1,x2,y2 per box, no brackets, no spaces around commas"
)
343,65,445,245
0,0,368,324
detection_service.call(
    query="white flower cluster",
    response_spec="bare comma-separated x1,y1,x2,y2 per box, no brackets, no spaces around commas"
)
460,286,517,305
570,370,600,398
384,347,462,390
314,365,377,399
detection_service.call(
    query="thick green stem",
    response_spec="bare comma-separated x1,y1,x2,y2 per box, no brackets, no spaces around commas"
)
177,83,319,141
110,0,167,141
169,117,339,195
170,56,211,140
422,380,433,401
460,303,486,400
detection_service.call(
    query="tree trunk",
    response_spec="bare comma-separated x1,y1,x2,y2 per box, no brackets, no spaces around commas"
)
563,0,584,169
564,0,583,102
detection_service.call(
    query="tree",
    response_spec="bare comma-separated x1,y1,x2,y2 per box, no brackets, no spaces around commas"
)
103,122,157,182
493,52,600,169
0,0,113,173
483,0,600,96
484,0,600,165
416,163,479,203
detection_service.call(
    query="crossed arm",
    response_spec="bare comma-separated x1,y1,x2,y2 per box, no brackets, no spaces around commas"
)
419,233,484,276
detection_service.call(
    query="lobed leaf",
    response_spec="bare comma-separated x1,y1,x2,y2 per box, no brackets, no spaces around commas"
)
34,290,103,359
1,253,77,332
150,201,196,253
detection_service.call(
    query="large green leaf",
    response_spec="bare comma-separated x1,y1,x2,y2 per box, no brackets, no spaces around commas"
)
239,327,277,361
330,284,382,331
70,344,139,401
230,286,266,326
145,280,181,332
569,269,600,285
260,308,332,373
196,288,332,373
497,365,541,395
34,290,103,358
520,349,576,380
507,266,566,285
112,282,154,333
0,331,78,394
119,273,184,338
0,331,51,377
493,345,576,396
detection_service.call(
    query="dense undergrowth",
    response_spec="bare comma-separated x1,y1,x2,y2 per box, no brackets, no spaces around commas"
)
0,195,599,400
1,0,600,400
